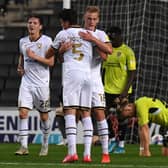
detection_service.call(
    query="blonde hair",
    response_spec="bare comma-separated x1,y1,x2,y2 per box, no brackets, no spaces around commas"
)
85,6,100,16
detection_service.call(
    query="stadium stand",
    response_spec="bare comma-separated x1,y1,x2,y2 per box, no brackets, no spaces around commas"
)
5,78,20,89
0,53,14,65
0,65,9,78
0,79,4,90
8,65,19,78
0,89,18,106
0,0,8,16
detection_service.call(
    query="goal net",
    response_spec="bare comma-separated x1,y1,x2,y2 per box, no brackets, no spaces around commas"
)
72,0,168,143
72,0,168,101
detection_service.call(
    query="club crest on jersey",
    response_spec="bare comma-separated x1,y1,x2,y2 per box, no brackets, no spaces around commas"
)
117,52,121,57
37,43,42,49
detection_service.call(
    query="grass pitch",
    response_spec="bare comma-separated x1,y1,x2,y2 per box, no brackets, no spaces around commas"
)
0,143,168,168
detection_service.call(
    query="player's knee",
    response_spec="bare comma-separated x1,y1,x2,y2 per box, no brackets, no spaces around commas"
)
19,112,28,119
40,113,49,121
94,109,105,121
19,108,29,119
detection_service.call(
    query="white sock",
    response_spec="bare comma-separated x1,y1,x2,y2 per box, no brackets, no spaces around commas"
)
82,116,93,157
19,118,28,148
111,137,116,141
97,119,109,154
65,114,77,155
118,141,125,148
41,119,51,146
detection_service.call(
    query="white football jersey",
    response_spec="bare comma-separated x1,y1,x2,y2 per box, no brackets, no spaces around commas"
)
91,29,110,92
52,27,94,72
19,35,52,87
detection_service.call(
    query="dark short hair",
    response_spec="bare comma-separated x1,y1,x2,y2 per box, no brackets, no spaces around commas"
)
106,26,122,39
58,8,77,25
27,15,43,25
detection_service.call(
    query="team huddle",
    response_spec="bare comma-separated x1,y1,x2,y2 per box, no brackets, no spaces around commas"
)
14,5,168,164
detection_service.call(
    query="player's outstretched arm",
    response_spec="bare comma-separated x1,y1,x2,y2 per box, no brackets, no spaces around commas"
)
139,124,151,157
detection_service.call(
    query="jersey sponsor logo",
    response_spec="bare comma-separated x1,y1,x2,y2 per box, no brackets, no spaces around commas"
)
25,58,37,63
70,36,82,43
106,62,120,67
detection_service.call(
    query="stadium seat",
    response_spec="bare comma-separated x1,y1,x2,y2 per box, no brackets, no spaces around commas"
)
2,27,24,40
0,78,4,90
0,89,18,106
13,54,19,65
8,65,19,78
0,40,18,53
0,65,9,78
0,53,14,65
5,78,21,89
45,26,61,38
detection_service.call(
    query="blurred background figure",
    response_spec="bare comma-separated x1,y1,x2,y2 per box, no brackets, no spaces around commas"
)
55,100,67,146
0,0,8,16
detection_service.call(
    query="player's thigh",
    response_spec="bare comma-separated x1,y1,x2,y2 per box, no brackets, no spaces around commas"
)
80,74,92,108
91,91,106,120
18,86,33,110
63,82,81,107
63,70,83,107
92,91,106,108
33,87,51,112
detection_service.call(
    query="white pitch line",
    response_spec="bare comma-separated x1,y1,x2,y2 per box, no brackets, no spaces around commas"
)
0,162,168,168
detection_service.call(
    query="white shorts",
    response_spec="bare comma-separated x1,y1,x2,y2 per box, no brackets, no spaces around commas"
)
92,91,106,108
91,75,105,108
18,85,50,112
63,70,92,109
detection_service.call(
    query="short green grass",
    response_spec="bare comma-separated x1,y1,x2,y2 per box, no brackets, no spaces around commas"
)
0,143,168,168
